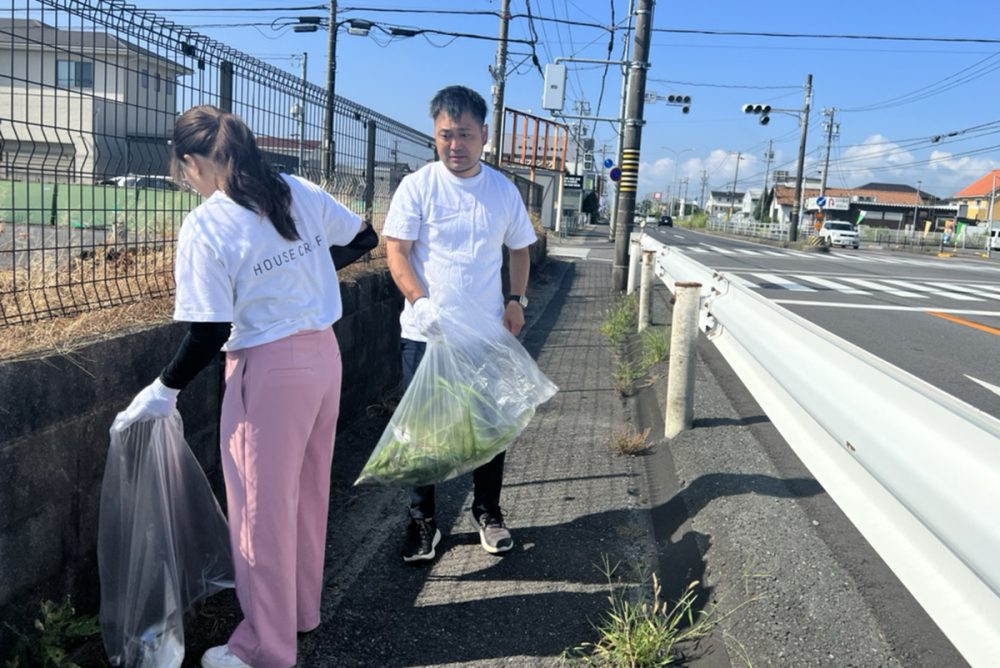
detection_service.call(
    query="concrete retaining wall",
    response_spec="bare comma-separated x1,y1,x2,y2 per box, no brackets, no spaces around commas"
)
0,269,404,641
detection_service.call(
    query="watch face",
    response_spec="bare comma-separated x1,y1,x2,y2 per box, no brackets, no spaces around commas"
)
519,295,529,308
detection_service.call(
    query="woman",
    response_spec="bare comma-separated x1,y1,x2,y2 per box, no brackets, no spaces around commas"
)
114,105,375,668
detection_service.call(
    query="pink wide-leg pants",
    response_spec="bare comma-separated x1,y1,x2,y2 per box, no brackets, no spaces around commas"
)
219,328,341,668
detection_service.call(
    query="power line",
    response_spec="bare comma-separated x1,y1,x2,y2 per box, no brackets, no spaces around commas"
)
653,27,1000,45
647,78,801,90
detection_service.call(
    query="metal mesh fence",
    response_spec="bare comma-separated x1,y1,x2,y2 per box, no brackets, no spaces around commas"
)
0,0,436,327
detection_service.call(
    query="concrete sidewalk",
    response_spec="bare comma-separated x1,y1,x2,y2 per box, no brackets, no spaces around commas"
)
183,223,964,667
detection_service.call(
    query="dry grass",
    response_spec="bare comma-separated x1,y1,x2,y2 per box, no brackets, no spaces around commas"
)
0,249,388,362
611,424,651,456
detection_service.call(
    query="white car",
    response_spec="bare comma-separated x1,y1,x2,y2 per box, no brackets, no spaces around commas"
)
818,221,860,249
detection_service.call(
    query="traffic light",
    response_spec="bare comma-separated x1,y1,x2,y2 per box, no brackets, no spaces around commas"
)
667,94,692,114
742,103,771,125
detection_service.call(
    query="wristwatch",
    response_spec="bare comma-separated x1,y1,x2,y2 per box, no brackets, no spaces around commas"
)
506,294,529,308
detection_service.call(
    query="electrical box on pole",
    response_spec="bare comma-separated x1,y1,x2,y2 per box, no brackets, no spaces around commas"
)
542,64,567,111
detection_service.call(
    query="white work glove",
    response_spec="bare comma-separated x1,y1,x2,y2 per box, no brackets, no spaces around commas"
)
112,378,180,432
412,297,442,338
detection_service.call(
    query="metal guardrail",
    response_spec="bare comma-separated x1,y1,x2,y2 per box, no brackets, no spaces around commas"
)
638,232,1000,666
706,216,994,254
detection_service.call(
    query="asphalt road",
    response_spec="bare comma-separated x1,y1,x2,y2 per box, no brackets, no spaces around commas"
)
647,226,1000,416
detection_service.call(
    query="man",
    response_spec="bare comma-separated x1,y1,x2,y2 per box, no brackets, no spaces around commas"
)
383,85,536,562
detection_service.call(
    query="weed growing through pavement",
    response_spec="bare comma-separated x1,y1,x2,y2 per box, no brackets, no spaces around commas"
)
599,293,637,347
563,557,722,667
611,424,651,456
600,295,671,397
3,596,100,668
638,328,670,370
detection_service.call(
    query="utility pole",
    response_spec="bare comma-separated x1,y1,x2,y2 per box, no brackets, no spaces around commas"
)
728,152,743,220
699,170,708,211
488,0,511,167
759,140,773,221
989,172,998,259
819,107,838,198
611,0,654,291
297,52,307,176
789,73,813,242
322,0,337,182
609,0,637,242
912,179,922,232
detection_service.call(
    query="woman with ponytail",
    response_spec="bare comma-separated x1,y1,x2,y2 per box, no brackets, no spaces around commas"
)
113,105,376,668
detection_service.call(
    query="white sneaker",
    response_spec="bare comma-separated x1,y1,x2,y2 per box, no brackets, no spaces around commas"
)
201,645,252,668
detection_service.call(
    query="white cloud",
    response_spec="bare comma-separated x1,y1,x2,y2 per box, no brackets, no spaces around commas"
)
832,134,997,197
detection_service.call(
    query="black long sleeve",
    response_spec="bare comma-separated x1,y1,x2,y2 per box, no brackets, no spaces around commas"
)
159,321,231,390
329,224,379,270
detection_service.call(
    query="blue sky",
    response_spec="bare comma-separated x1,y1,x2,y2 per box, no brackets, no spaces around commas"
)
128,0,1000,201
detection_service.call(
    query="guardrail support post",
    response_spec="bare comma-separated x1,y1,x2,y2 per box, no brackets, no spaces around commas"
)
626,238,641,294
665,281,702,438
637,250,653,332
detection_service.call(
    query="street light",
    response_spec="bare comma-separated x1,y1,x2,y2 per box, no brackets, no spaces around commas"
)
661,147,692,216
287,4,373,182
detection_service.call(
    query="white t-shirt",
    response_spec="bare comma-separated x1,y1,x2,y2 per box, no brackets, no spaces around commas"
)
173,174,362,351
383,161,537,341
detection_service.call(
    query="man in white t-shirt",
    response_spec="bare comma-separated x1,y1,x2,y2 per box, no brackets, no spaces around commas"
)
384,85,537,562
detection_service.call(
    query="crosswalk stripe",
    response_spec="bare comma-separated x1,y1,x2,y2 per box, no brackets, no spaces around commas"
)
935,282,1000,301
966,282,1000,296
793,274,870,294
735,249,764,256
726,273,758,288
704,245,737,254
752,272,816,291
880,279,984,301
838,277,927,298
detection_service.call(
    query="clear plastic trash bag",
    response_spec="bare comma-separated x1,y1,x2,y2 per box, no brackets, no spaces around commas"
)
99,411,234,667
355,304,558,487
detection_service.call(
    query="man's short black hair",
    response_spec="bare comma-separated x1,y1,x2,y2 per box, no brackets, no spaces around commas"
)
429,85,488,125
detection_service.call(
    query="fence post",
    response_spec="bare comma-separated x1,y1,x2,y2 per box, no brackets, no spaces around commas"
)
626,238,641,294
637,250,653,332
219,61,234,112
364,120,376,225
665,281,702,438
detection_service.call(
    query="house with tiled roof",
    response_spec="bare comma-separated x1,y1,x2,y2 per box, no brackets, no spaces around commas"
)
768,182,959,231
951,170,1000,222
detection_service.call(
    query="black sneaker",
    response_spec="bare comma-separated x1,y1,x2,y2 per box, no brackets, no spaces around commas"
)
402,517,441,563
471,509,514,554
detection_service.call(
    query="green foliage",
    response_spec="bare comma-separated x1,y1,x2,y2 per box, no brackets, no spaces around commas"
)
612,359,643,396
682,212,708,229
638,329,670,370
599,294,638,347
3,597,100,668
564,558,720,667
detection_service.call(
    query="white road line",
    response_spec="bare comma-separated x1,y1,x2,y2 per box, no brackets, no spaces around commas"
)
966,375,1000,398
735,249,764,256
880,279,984,302
936,282,1000,301
792,274,871,294
965,282,1000,296
548,247,590,259
726,273,759,288
839,277,927,298
771,300,1000,315
752,272,817,291
704,244,737,254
